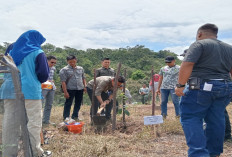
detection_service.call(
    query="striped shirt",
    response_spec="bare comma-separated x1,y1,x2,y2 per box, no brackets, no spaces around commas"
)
48,66,56,81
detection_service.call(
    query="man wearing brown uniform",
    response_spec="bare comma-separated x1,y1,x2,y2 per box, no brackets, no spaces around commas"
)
86,76,125,120
95,58,116,119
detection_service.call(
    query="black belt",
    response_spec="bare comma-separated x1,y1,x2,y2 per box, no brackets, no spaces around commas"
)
201,79,226,83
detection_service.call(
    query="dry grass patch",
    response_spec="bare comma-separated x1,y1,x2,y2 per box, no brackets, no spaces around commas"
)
41,102,232,157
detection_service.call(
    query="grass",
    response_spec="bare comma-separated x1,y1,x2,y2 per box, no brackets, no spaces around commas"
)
41,102,232,157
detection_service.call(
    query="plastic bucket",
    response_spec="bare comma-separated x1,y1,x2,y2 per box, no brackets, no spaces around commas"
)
66,122,84,134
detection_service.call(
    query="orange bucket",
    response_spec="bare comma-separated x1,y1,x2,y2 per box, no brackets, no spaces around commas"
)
66,122,84,134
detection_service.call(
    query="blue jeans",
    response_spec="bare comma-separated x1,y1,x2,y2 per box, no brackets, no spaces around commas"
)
180,81,232,157
42,89,55,123
160,89,180,116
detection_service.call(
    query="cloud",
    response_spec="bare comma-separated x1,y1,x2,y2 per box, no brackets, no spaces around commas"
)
1,0,232,53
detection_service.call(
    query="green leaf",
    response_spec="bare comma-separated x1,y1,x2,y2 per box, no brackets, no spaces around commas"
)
117,108,122,114
124,110,130,116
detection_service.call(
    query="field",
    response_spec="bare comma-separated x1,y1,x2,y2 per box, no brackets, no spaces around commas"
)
42,102,232,157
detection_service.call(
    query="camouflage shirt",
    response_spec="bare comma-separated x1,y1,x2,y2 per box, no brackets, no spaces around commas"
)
159,65,180,89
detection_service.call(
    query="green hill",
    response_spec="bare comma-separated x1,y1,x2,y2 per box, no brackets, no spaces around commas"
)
0,43,181,105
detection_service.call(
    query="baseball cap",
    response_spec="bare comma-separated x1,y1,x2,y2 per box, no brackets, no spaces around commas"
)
165,56,175,63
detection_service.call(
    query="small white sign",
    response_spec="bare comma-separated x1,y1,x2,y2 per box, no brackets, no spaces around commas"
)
144,115,163,125
203,82,213,91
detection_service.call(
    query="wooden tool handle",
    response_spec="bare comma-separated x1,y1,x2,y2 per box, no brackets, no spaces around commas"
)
96,107,104,116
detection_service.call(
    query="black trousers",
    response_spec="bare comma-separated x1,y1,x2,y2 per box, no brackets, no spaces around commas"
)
225,109,231,139
63,89,83,120
87,87,115,119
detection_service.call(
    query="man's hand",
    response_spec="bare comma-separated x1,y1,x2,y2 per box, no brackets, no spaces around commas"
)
175,87,185,96
100,100,110,108
64,91,70,99
100,101,107,108
156,88,161,95
83,87,87,93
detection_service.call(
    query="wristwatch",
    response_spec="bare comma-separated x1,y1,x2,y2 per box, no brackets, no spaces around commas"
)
176,83,185,88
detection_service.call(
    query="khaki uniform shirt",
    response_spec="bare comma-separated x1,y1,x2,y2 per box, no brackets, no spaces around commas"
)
96,67,115,77
87,76,113,96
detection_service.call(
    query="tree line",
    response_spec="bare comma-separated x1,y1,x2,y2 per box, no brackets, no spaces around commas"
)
0,42,181,105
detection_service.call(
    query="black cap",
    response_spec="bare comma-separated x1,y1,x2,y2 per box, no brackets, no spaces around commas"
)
165,56,175,63
101,57,110,61
180,49,188,57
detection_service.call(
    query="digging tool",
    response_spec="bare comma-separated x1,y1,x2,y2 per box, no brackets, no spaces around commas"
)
96,107,104,116
93,105,107,126
93,107,107,125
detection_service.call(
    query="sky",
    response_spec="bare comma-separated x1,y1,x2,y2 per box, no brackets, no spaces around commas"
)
1,0,232,58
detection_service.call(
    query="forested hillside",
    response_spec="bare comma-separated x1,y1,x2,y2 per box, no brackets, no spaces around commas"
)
0,42,181,105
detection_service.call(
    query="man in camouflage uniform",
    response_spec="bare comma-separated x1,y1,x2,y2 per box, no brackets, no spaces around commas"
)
157,56,180,118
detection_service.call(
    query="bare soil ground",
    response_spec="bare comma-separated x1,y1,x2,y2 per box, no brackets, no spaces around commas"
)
42,102,232,157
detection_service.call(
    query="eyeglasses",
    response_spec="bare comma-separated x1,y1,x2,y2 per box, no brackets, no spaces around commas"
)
51,62,56,64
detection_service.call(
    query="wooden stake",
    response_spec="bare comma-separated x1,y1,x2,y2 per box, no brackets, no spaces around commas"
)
151,66,158,137
91,69,96,120
122,68,127,126
151,66,155,116
112,63,122,131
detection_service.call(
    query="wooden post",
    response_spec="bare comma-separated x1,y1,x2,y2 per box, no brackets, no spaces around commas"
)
151,66,156,116
91,69,96,120
151,66,157,137
112,63,122,131
122,68,127,127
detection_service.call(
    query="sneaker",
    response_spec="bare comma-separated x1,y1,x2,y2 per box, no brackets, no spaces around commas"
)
41,150,52,157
